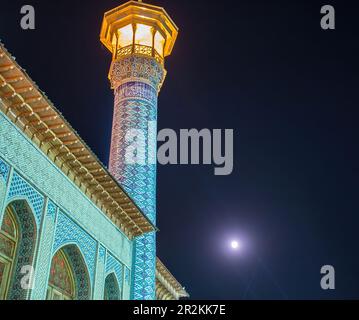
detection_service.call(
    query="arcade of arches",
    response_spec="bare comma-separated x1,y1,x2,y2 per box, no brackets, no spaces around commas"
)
0,202,96,300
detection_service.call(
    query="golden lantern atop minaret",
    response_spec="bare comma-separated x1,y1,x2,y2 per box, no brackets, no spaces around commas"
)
100,0,178,65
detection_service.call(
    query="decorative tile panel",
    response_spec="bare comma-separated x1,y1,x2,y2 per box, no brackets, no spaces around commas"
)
7,200,37,300
106,253,124,289
46,200,57,220
99,245,106,264
125,266,131,284
7,172,44,228
109,78,159,300
0,112,132,267
110,56,165,91
53,211,97,286
31,200,57,300
0,157,9,183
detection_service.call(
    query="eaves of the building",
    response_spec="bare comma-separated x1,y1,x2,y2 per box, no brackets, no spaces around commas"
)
156,258,189,300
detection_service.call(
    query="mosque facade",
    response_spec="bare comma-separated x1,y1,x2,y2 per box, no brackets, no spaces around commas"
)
0,1,187,300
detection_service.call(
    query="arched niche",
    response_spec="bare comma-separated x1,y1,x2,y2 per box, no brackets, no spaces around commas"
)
104,272,121,300
47,244,91,300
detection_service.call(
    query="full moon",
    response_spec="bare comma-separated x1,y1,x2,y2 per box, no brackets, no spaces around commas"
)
231,240,240,250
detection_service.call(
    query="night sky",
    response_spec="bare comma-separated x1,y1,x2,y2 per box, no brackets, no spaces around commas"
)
1,0,358,299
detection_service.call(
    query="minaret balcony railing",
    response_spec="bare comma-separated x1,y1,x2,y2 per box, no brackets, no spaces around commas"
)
116,44,164,65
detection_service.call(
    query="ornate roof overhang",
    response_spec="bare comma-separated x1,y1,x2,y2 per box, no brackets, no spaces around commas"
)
0,42,156,239
156,258,189,300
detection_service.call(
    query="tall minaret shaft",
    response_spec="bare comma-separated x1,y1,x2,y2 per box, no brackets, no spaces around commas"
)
100,1,178,300
109,56,164,224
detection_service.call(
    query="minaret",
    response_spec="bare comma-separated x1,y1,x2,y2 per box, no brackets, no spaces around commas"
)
100,1,178,300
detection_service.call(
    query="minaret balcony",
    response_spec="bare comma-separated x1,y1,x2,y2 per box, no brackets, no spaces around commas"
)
116,44,164,65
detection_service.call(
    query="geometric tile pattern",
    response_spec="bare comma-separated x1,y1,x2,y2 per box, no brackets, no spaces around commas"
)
106,253,123,289
7,200,37,300
47,200,57,220
93,244,106,300
7,172,45,229
132,232,156,300
63,244,91,300
0,157,10,183
99,245,106,264
110,56,165,90
31,200,57,300
53,211,97,287
125,266,131,284
0,111,132,268
109,75,161,300
110,83,158,224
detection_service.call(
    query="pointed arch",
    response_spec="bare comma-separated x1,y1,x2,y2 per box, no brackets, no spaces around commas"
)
104,272,121,300
6,172,44,228
0,206,18,299
47,244,91,300
0,200,37,300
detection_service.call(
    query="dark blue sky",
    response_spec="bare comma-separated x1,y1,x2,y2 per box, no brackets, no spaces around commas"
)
1,0,358,299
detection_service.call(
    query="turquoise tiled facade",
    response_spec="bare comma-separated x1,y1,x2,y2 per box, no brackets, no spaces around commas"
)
0,0,187,301
0,109,132,300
